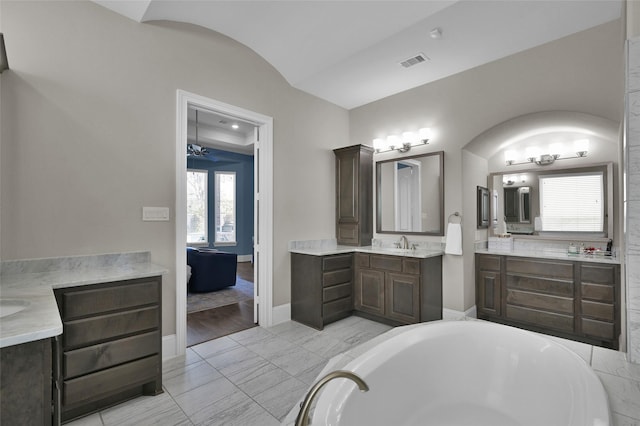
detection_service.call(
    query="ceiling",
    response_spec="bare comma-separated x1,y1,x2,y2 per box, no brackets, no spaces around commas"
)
94,0,623,110
187,107,256,154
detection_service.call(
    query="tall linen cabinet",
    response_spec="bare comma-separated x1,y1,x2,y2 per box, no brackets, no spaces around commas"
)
333,144,374,246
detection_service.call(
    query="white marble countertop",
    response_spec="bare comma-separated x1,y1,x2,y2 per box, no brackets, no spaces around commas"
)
289,245,444,259
475,247,622,264
0,253,167,348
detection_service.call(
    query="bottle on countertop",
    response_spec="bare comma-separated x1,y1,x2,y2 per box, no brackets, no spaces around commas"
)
606,239,613,253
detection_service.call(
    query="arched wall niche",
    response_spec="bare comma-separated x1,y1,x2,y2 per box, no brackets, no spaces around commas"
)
464,111,620,173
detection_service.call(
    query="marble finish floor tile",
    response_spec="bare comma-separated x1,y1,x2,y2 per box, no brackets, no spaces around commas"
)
63,316,640,426
100,393,191,426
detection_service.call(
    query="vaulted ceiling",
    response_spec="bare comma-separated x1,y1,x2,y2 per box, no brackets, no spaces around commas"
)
94,0,623,110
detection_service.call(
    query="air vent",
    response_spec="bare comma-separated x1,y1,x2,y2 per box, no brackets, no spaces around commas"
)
400,53,429,68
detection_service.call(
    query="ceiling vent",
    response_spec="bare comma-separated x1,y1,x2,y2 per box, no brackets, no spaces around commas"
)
399,53,429,68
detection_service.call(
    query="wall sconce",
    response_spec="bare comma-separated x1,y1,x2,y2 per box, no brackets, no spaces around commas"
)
373,128,431,153
505,139,589,166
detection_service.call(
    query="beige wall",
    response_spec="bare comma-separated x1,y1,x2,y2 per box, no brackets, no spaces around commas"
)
0,1,349,334
350,19,624,312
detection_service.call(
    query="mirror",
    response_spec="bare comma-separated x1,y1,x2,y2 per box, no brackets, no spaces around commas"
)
376,151,444,235
504,186,531,223
477,186,489,229
489,163,613,237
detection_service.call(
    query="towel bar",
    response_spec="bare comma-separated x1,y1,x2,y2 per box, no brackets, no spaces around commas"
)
448,212,462,224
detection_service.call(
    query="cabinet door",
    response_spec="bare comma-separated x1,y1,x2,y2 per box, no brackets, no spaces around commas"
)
354,269,385,316
385,273,420,324
477,270,501,316
335,148,359,223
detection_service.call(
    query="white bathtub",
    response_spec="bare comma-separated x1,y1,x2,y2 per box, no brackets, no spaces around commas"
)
312,321,610,426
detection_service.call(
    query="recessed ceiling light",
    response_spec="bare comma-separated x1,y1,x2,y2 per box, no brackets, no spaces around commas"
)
232,123,239,130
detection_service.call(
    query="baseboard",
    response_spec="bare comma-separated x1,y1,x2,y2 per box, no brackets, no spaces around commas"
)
442,305,477,320
237,254,252,263
271,303,291,325
162,334,177,360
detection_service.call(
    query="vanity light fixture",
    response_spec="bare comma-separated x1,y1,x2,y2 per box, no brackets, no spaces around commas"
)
505,139,589,166
373,128,431,153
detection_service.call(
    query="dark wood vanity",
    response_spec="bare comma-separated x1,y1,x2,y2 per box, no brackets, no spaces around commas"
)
53,276,163,423
476,253,620,349
291,251,442,329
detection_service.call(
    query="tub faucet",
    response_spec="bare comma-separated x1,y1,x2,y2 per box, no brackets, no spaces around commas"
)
399,235,409,249
295,370,369,426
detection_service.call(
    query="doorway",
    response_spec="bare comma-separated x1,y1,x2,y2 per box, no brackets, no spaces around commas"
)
175,90,274,356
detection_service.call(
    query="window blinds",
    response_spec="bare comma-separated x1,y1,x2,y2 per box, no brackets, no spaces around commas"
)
539,172,603,232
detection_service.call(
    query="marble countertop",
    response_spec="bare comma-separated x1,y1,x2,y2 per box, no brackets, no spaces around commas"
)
475,247,622,264
289,245,444,259
0,253,167,348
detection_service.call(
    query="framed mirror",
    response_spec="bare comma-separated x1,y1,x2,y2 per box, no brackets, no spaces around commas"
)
489,163,613,237
477,186,489,229
376,151,444,236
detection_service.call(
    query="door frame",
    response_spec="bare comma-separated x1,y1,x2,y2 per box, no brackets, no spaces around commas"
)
175,90,274,355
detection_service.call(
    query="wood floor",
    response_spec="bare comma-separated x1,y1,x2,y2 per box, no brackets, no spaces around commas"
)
187,262,257,346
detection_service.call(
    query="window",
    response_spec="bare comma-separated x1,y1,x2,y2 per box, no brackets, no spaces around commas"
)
215,171,236,245
187,170,208,244
539,172,604,233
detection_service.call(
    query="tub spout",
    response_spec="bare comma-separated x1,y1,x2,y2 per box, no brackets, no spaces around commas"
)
295,370,369,426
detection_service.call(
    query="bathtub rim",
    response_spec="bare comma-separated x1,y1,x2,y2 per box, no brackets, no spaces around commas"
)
311,320,611,426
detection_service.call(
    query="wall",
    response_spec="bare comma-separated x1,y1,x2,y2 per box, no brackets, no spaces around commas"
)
187,149,254,257
0,1,349,334
350,19,624,313
624,0,640,362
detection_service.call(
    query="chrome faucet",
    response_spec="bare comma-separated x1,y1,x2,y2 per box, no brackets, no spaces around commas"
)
295,370,369,426
399,235,409,249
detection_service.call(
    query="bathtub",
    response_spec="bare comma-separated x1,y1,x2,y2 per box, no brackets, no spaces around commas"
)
312,321,610,426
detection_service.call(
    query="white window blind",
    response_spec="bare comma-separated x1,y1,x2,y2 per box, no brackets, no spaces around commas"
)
539,172,603,232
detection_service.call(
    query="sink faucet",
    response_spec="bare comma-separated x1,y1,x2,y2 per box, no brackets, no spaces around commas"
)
295,370,369,426
399,235,409,249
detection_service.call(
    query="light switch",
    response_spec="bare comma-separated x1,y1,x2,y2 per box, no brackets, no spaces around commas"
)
143,207,170,221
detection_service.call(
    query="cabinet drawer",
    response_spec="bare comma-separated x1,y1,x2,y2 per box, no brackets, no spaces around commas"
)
402,258,420,275
581,264,617,285
370,255,402,272
506,274,574,297
323,282,352,302
63,331,159,379
354,253,370,268
505,305,574,333
477,255,501,271
507,258,573,279
323,297,352,318
60,279,160,320
64,307,159,348
582,300,614,322
337,223,359,245
582,318,614,340
581,282,614,303
63,355,159,406
323,255,352,271
323,269,352,287
506,289,573,314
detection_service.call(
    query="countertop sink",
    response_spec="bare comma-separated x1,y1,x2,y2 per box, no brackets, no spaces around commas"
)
0,299,30,318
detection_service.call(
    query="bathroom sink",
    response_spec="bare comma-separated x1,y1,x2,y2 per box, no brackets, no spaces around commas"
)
0,299,30,318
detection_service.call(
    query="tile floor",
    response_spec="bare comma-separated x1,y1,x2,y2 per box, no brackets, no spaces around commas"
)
67,316,640,426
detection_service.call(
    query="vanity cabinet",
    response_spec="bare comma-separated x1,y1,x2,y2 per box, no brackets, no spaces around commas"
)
354,253,442,325
0,338,53,425
475,254,620,349
54,276,162,423
334,145,374,246
291,253,353,330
